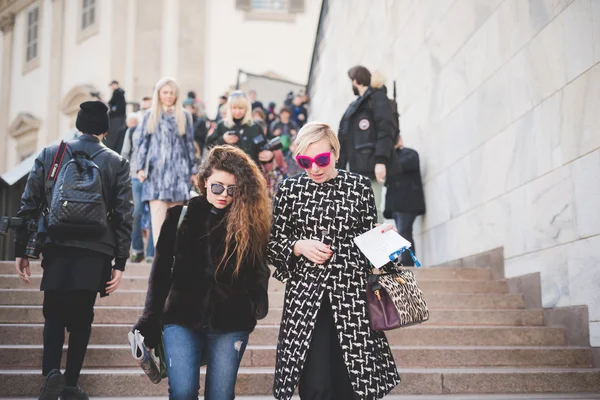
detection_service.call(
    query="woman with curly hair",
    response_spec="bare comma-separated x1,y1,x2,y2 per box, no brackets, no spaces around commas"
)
133,145,272,399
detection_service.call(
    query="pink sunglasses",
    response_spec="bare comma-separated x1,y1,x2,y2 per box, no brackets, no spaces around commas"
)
296,151,333,169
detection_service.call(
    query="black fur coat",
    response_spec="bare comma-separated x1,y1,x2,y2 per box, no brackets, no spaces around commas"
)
134,196,270,348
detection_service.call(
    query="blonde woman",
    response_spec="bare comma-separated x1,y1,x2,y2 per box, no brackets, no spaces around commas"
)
269,122,400,399
137,77,198,245
206,90,274,166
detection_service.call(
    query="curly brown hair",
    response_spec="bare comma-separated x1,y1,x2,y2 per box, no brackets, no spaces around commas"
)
197,145,271,275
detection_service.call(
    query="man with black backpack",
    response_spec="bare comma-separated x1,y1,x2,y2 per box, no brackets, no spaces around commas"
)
14,101,133,400
338,66,399,222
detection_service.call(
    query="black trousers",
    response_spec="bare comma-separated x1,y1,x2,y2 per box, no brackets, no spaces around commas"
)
42,290,97,387
299,295,357,400
393,211,418,266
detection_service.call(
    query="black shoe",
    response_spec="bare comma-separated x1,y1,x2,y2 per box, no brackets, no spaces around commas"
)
39,370,66,400
60,385,89,400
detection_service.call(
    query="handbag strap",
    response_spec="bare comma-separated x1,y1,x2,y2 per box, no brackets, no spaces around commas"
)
388,246,421,267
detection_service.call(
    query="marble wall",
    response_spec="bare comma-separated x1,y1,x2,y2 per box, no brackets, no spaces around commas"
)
309,0,600,345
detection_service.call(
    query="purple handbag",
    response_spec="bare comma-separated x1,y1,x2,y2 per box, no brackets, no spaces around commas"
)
366,279,401,330
366,267,429,331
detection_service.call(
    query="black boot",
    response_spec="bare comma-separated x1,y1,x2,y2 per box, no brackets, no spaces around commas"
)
60,385,89,400
39,369,66,400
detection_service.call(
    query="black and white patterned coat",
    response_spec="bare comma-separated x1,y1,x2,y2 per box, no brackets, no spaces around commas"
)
268,170,400,400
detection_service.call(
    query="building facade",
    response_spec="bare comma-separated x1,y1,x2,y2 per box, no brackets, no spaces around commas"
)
0,0,320,174
308,0,600,346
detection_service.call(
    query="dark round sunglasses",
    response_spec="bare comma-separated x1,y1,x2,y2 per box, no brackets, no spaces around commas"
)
210,183,234,197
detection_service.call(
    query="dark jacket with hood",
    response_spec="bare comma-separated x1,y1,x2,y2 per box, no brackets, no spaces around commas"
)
338,87,396,179
108,88,126,118
15,134,133,269
133,196,270,348
384,146,426,218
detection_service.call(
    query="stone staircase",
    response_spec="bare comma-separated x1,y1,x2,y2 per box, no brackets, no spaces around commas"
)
0,261,599,397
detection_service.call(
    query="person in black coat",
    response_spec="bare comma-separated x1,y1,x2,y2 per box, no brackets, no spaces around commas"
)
384,136,426,266
133,145,271,399
108,81,126,118
14,101,133,400
206,90,274,166
105,80,127,153
337,66,397,222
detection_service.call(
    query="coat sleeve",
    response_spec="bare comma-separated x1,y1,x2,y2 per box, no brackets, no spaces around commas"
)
372,92,396,165
14,149,48,257
267,180,298,283
359,177,378,233
337,119,349,170
358,177,378,271
132,205,181,348
184,112,198,175
111,158,134,269
249,261,271,320
108,90,118,109
120,129,132,160
136,113,151,174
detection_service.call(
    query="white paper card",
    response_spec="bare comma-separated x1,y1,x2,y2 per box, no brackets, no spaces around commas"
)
353,226,412,269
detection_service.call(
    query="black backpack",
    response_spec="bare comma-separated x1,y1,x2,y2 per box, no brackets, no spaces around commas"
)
46,141,108,236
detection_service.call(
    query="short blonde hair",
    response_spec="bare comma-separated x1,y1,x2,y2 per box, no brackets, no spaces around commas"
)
223,90,253,128
293,122,340,159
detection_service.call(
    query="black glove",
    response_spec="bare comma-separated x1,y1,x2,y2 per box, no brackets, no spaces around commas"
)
132,317,161,349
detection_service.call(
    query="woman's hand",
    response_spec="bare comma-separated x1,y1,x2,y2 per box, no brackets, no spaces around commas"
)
106,269,123,294
15,257,30,284
377,223,397,234
137,170,146,183
223,132,239,145
293,240,333,265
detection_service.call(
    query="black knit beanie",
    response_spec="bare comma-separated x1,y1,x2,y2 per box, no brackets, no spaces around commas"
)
76,101,110,135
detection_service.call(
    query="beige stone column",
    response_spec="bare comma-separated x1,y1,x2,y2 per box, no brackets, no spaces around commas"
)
45,0,65,143
123,0,137,101
0,13,15,174
110,0,128,92
178,0,206,99
133,0,161,99
161,0,179,78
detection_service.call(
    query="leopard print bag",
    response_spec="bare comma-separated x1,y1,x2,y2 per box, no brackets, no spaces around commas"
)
367,267,430,330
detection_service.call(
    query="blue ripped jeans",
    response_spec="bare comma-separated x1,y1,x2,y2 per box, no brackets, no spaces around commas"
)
162,324,249,400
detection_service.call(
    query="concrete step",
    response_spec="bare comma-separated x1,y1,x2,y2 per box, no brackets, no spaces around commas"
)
0,345,591,369
0,289,526,309
0,306,544,326
0,324,567,346
0,262,495,281
0,275,509,293
4,395,600,400
1,368,600,396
